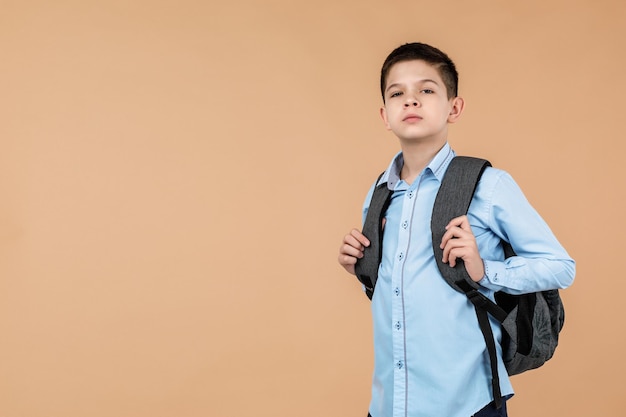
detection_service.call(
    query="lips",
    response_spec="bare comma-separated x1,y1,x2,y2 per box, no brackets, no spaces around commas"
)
403,114,422,122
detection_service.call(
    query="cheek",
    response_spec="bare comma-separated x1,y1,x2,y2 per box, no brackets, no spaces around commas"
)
437,103,454,119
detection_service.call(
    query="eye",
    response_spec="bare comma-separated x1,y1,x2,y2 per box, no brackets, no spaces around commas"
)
389,91,403,98
421,89,435,94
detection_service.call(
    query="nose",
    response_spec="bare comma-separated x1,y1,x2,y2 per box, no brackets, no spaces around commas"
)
404,96,420,107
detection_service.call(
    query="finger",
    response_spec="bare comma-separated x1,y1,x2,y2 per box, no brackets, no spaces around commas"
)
446,215,470,232
448,252,456,267
441,239,451,264
343,234,367,253
441,236,467,264
350,228,371,247
340,237,365,258
338,252,358,266
445,246,468,267
440,226,468,249
442,240,450,263
445,215,463,230
440,229,453,249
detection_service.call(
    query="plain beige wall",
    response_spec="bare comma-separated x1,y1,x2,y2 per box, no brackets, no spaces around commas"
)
1,0,624,416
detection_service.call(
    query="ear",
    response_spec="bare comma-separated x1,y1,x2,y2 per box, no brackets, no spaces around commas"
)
447,96,465,123
380,106,392,130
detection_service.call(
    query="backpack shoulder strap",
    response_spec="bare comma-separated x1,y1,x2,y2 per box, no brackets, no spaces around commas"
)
355,172,392,300
430,156,511,409
431,156,492,294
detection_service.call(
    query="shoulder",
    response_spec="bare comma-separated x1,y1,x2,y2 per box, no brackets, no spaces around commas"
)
480,165,507,183
477,166,519,193
471,165,529,212
446,156,514,192
473,165,534,219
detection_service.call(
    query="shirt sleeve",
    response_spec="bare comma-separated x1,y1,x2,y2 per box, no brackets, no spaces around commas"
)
478,170,575,294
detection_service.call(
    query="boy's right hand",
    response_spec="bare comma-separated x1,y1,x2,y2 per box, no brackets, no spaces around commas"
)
338,229,370,276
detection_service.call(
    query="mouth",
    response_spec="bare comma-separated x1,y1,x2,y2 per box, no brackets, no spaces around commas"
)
403,114,422,122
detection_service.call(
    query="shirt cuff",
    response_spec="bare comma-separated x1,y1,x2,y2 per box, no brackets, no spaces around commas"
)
479,259,506,291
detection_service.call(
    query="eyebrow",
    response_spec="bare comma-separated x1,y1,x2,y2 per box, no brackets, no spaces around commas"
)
385,79,440,93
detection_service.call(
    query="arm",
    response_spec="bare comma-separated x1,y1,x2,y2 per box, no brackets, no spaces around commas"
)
441,169,575,294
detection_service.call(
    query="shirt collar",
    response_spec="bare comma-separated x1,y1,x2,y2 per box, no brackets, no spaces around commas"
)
380,143,456,190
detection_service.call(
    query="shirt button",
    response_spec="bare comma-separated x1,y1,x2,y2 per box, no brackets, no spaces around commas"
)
407,191,413,199
402,221,408,229
394,287,400,296
395,321,401,330
396,361,403,369
398,252,404,261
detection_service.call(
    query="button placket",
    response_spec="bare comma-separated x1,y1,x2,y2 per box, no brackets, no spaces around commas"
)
390,183,419,414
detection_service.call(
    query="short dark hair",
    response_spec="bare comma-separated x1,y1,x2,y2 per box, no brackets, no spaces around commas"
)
380,43,458,101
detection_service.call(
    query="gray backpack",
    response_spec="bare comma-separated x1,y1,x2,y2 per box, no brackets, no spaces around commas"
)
354,156,565,409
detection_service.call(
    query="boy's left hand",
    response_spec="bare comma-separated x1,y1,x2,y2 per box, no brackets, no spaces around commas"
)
440,215,485,283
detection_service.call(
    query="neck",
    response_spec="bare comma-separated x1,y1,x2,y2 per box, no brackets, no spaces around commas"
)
399,139,447,185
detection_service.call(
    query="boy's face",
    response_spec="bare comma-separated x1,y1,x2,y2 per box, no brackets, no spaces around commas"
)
380,60,464,145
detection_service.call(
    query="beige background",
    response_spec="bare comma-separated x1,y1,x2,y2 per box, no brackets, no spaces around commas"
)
1,0,624,416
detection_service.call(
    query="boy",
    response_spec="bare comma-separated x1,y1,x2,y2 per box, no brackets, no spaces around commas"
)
337,43,575,417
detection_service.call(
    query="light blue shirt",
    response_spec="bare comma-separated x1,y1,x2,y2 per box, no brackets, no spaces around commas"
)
362,143,575,417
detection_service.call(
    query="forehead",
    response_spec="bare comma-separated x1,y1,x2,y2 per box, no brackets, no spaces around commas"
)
385,59,443,88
